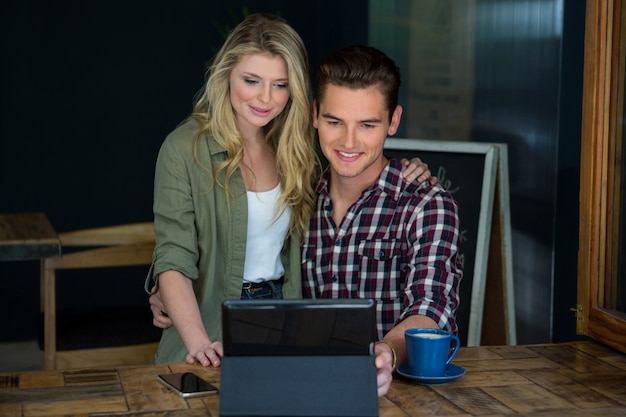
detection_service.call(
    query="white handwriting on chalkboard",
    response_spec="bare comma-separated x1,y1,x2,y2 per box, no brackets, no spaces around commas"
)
437,166,460,195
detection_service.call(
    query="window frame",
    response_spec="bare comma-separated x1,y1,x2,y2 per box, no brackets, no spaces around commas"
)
579,0,626,353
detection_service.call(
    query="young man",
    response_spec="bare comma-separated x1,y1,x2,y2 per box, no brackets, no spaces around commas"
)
303,45,462,395
149,45,462,397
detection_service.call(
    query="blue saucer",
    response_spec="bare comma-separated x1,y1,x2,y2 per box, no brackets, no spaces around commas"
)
396,363,466,385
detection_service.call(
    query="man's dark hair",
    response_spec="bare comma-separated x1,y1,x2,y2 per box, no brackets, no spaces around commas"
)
314,45,401,122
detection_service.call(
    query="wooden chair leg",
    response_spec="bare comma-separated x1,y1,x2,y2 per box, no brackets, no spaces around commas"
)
42,265,57,370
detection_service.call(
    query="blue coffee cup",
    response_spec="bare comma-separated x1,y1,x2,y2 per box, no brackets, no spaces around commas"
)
404,328,460,377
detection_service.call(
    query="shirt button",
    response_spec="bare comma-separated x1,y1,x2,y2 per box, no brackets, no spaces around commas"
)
332,276,338,282
379,251,385,258
335,239,341,246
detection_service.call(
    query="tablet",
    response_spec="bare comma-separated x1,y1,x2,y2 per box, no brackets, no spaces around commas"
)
221,298,377,356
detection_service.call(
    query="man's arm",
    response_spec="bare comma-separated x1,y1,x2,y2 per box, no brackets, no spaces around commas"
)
377,315,438,372
378,189,463,378
149,289,173,328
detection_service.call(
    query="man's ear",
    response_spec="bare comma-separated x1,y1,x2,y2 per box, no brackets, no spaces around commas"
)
387,105,403,136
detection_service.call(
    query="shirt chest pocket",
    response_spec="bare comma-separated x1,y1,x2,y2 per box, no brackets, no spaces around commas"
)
357,239,400,261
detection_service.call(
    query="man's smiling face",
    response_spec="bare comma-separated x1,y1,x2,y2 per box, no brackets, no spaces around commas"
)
314,83,402,184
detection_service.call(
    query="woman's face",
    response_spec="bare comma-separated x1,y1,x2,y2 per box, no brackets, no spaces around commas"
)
229,53,290,137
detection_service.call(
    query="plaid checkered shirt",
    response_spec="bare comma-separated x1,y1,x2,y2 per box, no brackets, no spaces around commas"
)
302,158,463,340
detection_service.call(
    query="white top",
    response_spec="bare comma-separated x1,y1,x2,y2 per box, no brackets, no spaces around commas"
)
243,184,290,283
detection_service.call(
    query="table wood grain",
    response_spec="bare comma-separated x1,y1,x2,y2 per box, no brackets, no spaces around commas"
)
1,340,625,416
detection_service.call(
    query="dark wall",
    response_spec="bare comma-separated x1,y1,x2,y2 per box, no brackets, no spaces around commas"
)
472,0,585,343
0,0,367,341
553,1,586,342
0,0,587,345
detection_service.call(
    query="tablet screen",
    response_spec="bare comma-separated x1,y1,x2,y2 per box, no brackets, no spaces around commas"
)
221,299,376,356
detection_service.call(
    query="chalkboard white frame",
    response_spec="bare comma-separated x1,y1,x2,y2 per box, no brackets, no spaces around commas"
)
384,138,501,346
492,143,516,345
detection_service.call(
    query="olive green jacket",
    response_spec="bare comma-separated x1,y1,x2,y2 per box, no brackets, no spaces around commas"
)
146,119,302,363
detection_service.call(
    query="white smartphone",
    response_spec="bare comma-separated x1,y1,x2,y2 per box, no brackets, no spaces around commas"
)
157,372,219,398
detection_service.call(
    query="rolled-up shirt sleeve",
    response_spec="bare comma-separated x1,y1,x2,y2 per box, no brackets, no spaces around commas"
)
149,128,201,290
399,190,462,333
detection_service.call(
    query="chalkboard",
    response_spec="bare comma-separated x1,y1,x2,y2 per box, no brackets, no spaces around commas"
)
384,138,500,346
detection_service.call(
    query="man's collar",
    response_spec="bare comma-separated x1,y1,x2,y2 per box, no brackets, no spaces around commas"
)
316,159,406,201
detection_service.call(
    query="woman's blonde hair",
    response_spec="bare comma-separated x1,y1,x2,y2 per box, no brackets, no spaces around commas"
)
191,13,319,237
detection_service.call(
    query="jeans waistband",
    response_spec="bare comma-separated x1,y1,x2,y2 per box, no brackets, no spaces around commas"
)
241,277,284,291
241,277,284,299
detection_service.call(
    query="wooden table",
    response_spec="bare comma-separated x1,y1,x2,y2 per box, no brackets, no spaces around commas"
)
1,340,625,416
0,212,60,261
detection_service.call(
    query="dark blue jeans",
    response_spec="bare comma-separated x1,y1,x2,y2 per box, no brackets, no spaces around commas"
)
240,280,284,299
